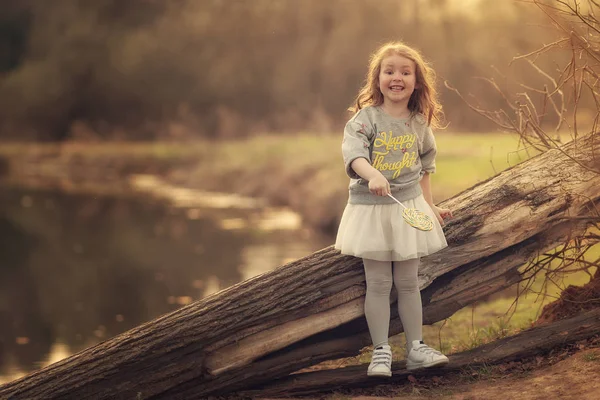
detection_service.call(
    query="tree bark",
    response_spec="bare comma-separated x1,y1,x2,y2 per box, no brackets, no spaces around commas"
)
241,307,600,397
0,133,598,400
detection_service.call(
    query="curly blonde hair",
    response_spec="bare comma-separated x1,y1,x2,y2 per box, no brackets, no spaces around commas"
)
351,41,444,129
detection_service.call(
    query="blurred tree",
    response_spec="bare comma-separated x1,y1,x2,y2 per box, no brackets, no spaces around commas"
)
0,0,593,140
0,1,31,74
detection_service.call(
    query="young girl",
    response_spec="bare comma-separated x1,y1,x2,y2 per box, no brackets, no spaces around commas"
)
335,41,452,377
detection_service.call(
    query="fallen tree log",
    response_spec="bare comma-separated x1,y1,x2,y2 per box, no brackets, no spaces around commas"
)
240,307,600,397
0,133,598,399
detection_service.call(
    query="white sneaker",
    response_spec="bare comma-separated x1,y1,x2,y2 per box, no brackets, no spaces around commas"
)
367,344,392,377
406,340,449,371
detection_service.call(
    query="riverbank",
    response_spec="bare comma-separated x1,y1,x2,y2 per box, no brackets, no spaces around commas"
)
0,132,530,235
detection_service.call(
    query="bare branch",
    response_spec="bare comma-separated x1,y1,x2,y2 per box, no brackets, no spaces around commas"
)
511,38,571,65
449,1,600,313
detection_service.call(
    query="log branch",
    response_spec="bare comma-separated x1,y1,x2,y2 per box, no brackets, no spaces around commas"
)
241,307,600,398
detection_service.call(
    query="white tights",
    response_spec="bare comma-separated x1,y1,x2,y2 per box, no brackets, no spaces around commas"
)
363,258,422,351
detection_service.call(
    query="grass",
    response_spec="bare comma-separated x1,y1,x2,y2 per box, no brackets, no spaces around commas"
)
0,131,539,203
435,134,542,198
424,242,600,356
3,131,539,233
0,141,204,159
461,363,496,381
181,131,538,203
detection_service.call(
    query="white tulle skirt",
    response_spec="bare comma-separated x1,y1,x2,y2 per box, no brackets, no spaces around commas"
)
335,194,448,261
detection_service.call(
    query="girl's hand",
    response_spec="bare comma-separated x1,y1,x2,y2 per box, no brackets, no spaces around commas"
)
432,205,453,226
368,173,390,196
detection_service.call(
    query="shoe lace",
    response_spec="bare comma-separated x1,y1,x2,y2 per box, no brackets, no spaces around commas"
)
372,348,392,365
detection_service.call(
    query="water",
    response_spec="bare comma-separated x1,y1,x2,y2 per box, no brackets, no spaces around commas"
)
0,186,331,384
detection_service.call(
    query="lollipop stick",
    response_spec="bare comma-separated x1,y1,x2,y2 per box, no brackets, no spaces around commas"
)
386,193,408,209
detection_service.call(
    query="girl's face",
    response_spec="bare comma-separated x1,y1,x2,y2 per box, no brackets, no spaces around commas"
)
378,54,418,108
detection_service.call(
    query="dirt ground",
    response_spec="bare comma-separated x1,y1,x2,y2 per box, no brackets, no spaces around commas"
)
438,348,600,400
260,344,600,400
387,347,600,400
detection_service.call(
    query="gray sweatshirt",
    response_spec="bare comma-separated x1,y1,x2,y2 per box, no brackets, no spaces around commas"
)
342,106,437,205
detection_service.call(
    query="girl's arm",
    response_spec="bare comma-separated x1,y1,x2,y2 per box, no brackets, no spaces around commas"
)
420,172,453,224
420,171,434,205
351,158,383,181
351,158,390,196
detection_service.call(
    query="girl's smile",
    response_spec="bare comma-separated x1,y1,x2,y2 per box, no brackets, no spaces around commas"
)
379,54,417,110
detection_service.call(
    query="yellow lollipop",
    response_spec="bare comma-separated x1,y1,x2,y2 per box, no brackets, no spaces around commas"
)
387,193,434,231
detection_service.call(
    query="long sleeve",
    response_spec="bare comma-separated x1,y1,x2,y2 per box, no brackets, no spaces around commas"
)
342,113,373,179
420,127,437,174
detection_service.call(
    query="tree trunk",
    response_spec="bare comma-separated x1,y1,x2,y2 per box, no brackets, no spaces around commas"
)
0,133,598,399
241,307,600,397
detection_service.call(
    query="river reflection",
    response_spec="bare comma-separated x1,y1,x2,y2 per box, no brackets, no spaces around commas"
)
0,187,331,383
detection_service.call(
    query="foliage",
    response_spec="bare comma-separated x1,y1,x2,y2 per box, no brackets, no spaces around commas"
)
0,0,593,140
